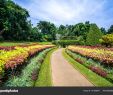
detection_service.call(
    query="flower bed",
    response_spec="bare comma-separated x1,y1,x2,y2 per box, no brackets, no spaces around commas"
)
66,49,108,78
89,65,107,77
0,46,15,51
68,45,113,65
0,44,54,76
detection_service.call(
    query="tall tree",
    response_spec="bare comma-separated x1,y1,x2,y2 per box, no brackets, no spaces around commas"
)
86,24,103,46
0,0,30,41
107,25,113,34
100,27,107,34
37,21,57,41
0,0,8,35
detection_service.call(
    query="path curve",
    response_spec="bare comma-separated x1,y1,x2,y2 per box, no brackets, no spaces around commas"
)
51,48,93,86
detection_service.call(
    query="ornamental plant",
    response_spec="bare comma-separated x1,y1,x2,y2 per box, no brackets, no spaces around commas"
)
100,34,113,47
0,44,54,78
68,45,113,65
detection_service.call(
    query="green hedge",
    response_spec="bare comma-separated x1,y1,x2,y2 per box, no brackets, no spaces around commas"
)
61,36,77,40
52,40,85,47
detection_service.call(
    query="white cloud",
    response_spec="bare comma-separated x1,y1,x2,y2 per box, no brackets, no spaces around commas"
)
14,0,113,28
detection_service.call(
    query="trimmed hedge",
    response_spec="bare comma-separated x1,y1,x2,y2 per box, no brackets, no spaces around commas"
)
52,40,85,47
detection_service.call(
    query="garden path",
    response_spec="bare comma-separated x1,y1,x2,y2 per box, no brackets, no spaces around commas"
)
51,48,93,86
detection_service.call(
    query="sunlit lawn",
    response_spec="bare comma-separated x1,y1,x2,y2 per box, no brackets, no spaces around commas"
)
0,42,52,46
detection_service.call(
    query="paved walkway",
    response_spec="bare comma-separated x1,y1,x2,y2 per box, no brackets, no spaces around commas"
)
51,48,93,86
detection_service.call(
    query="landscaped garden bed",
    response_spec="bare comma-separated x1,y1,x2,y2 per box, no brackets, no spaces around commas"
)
66,45,113,84
0,43,55,86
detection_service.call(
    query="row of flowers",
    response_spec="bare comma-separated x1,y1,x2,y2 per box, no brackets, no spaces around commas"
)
0,44,54,75
74,45,113,51
66,50,108,79
0,43,38,51
68,45,113,65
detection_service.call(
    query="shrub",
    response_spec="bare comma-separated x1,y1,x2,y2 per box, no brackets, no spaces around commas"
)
61,36,77,40
53,40,85,47
100,34,113,47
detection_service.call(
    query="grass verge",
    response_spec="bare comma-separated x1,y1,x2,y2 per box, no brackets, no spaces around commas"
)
62,49,113,86
0,42,52,46
35,48,57,86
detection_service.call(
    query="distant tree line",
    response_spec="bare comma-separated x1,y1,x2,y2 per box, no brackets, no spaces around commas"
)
56,22,113,47
0,0,113,47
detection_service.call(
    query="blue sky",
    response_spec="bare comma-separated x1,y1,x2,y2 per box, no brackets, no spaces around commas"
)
13,0,113,29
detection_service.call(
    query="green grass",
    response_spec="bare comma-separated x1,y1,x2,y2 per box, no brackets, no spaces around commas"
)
0,42,34,46
38,42,52,45
0,41,52,46
62,49,113,86
35,48,57,86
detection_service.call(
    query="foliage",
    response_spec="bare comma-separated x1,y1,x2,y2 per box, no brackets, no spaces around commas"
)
100,34,113,47
0,44,54,80
5,48,52,87
53,40,85,47
108,25,113,34
0,0,29,40
35,48,57,86
0,0,112,45
63,49,113,86
86,24,103,46
100,27,107,34
27,26,43,41
0,42,34,46
0,0,42,41
89,66,107,77
68,45,113,65
66,49,113,84
66,49,107,77
61,36,77,40
37,21,57,41
57,21,90,43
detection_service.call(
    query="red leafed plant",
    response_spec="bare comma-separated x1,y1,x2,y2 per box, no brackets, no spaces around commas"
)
75,58,84,64
89,65,107,77
0,46,15,51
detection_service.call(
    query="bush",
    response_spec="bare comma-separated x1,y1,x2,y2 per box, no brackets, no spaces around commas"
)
53,40,85,47
100,34,113,47
61,36,77,40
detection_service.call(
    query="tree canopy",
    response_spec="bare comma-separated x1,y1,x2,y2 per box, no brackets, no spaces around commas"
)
108,25,113,34
86,24,103,46
0,0,112,46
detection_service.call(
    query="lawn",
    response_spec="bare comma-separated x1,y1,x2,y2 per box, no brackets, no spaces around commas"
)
0,42,52,46
0,42,33,46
